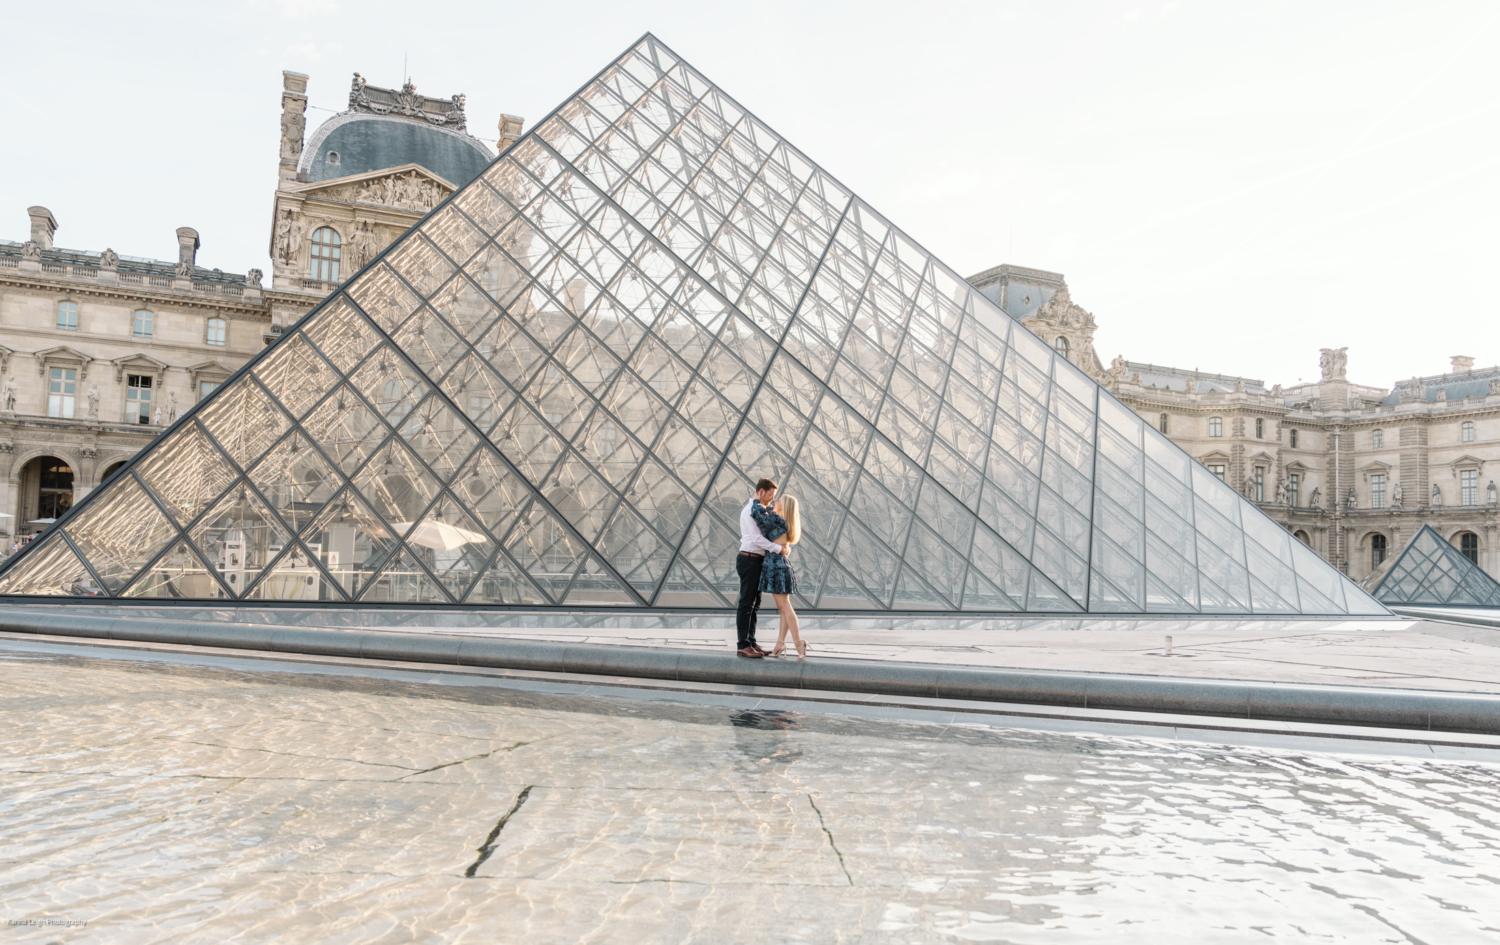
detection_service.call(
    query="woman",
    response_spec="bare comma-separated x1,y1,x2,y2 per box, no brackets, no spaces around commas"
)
749,495,805,659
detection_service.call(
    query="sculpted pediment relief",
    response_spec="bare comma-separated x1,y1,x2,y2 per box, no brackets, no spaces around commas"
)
291,163,456,212
1025,286,1097,332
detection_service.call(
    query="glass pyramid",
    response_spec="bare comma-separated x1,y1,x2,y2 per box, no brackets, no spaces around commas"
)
0,35,1387,616
1363,525,1500,608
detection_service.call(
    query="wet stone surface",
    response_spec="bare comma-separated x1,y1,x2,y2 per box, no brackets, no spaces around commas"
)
2,649,1500,943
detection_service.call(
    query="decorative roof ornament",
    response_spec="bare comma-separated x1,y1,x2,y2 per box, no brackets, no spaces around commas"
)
348,72,468,132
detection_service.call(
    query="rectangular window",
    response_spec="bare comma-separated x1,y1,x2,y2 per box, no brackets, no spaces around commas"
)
1255,418,1263,439
198,380,220,400
206,318,227,346
1208,417,1222,437
57,301,78,331
1372,473,1386,509
1289,473,1300,508
1158,413,1168,434
1462,421,1475,443
1253,466,1264,502
133,309,153,338
1462,469,1478,506
1208,463,1226,481
47,367,76,418
126,374,153,424
1290,429,1299,448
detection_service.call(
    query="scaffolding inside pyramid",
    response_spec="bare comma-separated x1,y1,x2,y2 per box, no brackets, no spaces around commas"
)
0,35,1387,617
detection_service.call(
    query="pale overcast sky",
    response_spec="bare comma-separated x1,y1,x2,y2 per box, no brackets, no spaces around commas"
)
4,1,1496,388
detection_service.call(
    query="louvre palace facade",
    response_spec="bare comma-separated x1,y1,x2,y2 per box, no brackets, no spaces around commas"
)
968,265,1500,584
0,71,521,544
0,36,1482,614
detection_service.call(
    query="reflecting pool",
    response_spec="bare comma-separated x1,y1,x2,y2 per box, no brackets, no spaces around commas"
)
2,646,1498,943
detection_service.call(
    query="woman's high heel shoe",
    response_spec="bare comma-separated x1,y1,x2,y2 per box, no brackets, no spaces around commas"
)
795,640,807,660
771,642,787,658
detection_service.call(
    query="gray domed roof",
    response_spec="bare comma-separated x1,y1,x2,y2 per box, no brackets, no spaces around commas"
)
300,112,494,187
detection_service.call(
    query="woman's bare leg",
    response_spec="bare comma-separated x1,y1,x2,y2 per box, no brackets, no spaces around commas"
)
774,594,803,656
771,595,794,656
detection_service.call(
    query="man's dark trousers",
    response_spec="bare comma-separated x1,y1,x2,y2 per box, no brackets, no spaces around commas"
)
735,552,764,650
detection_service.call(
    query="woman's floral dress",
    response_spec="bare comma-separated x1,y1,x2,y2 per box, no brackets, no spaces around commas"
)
749,503,798,595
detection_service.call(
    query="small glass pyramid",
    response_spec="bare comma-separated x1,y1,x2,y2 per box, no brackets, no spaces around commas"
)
0,35,1387,616
1363,525,1500,608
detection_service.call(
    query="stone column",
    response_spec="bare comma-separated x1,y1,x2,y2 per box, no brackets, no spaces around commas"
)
74,447,98,502
0,443,13,541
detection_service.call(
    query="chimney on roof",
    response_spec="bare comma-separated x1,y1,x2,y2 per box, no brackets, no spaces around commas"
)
176,227,200,274
27,207,57,250
498,114,524,152
1451,355,1475,373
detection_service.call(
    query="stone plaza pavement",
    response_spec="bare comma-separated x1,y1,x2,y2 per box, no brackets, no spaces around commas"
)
378,614,1500,696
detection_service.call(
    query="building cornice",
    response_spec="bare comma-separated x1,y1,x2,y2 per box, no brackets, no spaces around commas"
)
0,268,269,317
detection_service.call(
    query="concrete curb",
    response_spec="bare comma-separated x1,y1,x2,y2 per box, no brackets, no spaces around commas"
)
7,611,1500,736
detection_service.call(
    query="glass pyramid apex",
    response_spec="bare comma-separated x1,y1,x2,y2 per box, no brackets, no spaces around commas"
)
0,35,1388,617
1364,525,1500,608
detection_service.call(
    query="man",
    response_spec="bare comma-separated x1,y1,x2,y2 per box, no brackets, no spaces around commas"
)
736,477,783,658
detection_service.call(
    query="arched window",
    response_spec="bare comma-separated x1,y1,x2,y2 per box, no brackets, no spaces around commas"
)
133,309,153,338
1459,532,1479,564
1158,413,1169,434
56,300,78,331
1290,428,1299,448
1208,416,1222,437
205,317,226,346
1461,420,1475,443
1053,336,1069,357
1294,529,1311,545
310,226,341,283
1372,429,1383,449
1371,534,1387,568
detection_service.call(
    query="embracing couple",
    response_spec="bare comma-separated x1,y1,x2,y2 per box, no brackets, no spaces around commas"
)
735,477,806,659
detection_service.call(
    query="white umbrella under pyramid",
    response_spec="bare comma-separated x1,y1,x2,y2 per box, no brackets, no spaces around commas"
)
394,521,489,552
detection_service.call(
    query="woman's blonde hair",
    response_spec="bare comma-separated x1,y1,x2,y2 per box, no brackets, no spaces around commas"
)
780,494,800,545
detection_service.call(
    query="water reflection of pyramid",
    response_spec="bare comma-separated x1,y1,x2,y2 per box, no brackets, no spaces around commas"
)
1364,525,1500,608
0,35,1386,616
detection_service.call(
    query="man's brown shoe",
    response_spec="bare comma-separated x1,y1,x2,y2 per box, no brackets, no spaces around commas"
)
736,647,764,658
752,645,772,656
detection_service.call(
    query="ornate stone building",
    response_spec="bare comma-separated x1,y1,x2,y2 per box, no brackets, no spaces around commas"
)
968,266,1500,583
0,71,522,545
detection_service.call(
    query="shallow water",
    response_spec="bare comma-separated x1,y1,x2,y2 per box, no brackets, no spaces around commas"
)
2,648,1498,943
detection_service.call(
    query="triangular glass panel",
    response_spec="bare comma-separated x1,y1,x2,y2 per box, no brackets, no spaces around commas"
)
0,534,100,596
244,541,340,602
361,546,451,603
0,34,1384,617
655,557,727,607
64,475,178,594
564,554,638,606
123,539,224,599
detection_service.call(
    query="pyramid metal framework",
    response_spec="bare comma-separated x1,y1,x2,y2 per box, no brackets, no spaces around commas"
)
1365,525,1500,608
0,36,1387,616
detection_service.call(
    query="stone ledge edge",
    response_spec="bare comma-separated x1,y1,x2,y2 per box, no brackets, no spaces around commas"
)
8,611,1500,736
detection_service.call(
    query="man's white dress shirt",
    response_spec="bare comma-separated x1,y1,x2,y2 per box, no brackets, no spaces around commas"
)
739,499,783,555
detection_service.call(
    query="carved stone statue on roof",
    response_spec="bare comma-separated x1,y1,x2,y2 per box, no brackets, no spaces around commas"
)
1318,347,1348,380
